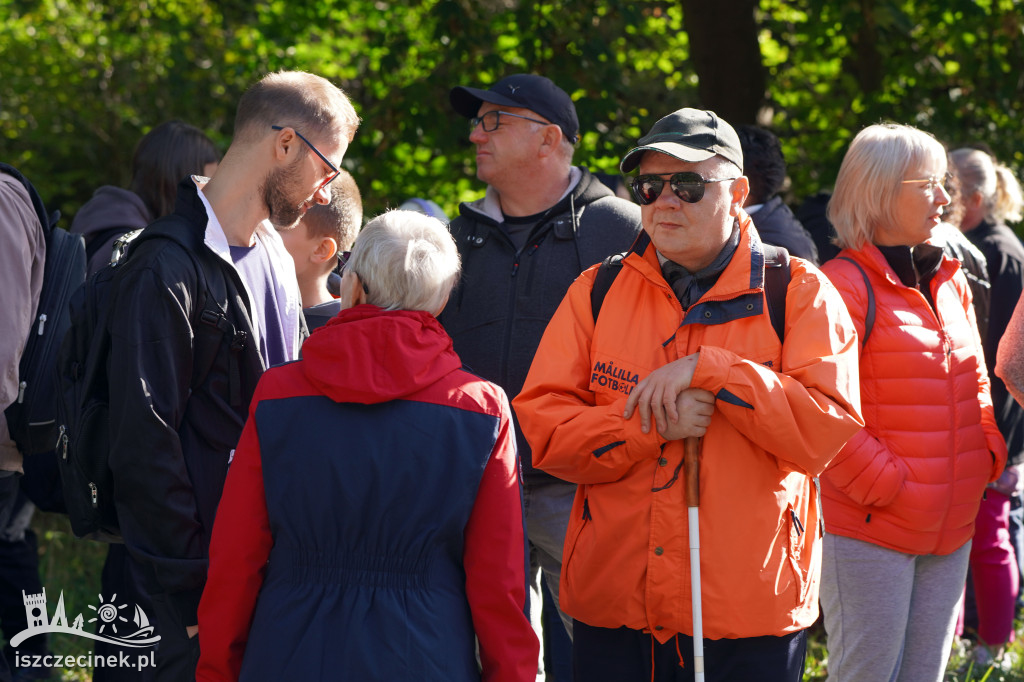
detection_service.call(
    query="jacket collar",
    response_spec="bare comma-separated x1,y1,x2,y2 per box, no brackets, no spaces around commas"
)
301,305,462,404
628,210,768,303
175,176,304,362
460,166,609,225
876,243,944,289
847,240,959,292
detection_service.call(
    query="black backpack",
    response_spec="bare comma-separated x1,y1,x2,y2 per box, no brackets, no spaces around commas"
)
56,217,245,542
1,163,87,456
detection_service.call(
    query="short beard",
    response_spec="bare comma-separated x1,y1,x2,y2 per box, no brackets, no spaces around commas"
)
262,157,307,229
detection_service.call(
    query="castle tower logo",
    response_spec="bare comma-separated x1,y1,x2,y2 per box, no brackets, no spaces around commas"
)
11,589,160,649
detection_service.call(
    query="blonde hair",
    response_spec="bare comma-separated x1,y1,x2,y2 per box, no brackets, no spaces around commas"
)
950,148,1024,224
347,210,461,313
828,123,947,250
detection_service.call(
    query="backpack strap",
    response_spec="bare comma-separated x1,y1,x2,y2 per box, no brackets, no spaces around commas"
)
85,226,134,264
123,219,248,406
592,244,792,345
192,256,247,407
590,253,625,323
837,256,875,348
761,244,791,344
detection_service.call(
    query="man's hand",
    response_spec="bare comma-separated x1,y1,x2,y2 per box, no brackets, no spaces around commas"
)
623,353,700,434
658,388,715,440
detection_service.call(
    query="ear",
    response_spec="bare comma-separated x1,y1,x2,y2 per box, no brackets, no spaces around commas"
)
271,126,298,163
311,237,338,265
338,270,367,310
536,125,562,158
729,176,751,216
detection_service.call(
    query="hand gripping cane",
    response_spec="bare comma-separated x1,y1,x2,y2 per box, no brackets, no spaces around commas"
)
685,436,705,682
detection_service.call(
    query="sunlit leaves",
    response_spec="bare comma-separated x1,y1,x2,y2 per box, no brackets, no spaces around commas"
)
1,0,1021,225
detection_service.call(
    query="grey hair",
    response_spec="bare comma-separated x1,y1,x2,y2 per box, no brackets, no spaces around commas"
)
347,210,461,313
828,123,947,250
951,148,1024,224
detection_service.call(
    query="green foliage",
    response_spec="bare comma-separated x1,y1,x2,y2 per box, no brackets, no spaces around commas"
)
758,0,1024,203
2,0,1021,225
28,512,107,681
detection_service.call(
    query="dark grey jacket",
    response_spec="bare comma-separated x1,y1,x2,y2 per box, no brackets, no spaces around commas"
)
967,219,1024,466
439,168,641,483
750,196,819,265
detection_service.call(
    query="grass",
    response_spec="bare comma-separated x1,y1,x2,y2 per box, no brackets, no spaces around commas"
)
802,618,1024,682
13,512,107,682
12,511,1024,681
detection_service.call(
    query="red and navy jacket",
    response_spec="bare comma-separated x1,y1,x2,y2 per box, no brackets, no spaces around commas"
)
197,305,537,681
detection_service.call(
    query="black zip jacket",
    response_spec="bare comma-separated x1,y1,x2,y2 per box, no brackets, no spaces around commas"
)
967,219,1024,466
439,168,641,483
107,179,268,626
749,196,819,265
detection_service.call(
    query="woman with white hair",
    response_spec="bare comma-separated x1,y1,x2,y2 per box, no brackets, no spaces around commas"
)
195,210,538,681
819,124,1007,681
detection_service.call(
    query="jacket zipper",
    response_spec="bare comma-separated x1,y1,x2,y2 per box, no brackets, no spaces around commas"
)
499,222,555,388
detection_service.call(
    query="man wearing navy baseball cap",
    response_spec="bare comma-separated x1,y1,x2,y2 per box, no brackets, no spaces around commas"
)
439,73,641,676
514,107,862,681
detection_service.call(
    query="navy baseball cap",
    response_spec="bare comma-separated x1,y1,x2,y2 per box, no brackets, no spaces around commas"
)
620,108,744,173
450,74,580,144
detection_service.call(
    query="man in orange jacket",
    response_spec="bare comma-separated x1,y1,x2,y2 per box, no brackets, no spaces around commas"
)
513,108,864,681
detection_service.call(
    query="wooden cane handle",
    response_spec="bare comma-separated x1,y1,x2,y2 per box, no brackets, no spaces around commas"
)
685,436,701,507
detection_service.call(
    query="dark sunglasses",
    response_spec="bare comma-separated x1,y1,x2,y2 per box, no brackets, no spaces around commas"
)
631,172,739,205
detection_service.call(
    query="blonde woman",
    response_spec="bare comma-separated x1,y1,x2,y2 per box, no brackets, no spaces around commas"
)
819,124,1007,681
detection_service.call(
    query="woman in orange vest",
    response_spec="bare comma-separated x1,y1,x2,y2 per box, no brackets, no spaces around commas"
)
820,124,1007,681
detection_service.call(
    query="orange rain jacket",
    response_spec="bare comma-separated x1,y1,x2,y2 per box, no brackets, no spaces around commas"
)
514,216,864,642
820,243,1007,556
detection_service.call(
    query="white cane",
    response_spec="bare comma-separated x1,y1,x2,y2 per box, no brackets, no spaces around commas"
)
685,436,705,682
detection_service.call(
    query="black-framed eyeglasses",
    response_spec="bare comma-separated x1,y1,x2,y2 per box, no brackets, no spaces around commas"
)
271,125,340,190
901,171,953,194
631,172,739,205
470,110,550,133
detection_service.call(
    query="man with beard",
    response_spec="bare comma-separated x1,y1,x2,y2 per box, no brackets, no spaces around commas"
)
106,71,359,681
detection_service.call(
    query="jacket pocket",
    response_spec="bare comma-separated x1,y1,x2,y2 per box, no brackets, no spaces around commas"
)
786,504,812,606
562,490,591,594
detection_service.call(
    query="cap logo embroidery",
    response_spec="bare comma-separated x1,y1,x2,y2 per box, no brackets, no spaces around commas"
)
508,85,520,94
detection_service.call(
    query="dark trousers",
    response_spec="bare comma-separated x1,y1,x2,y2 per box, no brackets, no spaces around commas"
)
92,545,155,682
572,620,807,682
148,594,199,682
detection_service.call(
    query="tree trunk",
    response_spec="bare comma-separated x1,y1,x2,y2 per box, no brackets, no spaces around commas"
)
680,0,766,125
